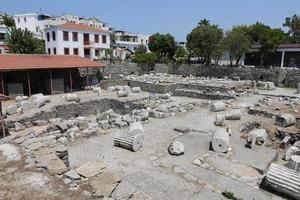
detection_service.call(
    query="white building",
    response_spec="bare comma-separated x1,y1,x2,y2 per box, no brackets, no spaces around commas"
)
112,30,150,59
0,25,9,54
14,13,108,39
45,23,110,60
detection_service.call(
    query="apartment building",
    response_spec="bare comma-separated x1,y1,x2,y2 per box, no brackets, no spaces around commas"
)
14,13,108,39
45,23,110,60
112,30,150,59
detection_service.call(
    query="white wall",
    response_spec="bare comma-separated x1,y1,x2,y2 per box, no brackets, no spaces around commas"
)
45,27,110,59
14,13,41,38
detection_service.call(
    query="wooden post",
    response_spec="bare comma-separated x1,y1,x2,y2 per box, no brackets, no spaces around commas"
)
0,72,4,95
86,68,89,87
49,70,53,95
0,101,5,138
27,71,31,96
69,69,73,93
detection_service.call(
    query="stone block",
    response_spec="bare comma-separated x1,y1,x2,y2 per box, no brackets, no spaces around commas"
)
66,93,80,102
117,90,128,97
168,141,184,156
131,87,141,93
75,161,106,179
7,104,17,115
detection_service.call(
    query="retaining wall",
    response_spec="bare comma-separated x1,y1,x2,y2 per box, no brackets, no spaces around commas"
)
7,98,144,127
101,62,300,88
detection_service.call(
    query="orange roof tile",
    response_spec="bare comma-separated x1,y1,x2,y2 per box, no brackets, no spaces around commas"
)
55,23,109,33
0,54,105,70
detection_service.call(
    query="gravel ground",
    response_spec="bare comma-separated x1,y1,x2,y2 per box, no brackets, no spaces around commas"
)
68,94,287,200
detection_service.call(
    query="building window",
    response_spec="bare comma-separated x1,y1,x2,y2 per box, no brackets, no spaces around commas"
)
24,17,26,22
52,31,56,41
0,33,4,41
63,31,69,41
72,32,78,41
53,48,56,55
141,39,143,43
102,35,107,44
17,18,20,23
48,48,51,54
46,32,50,42
84,33,90,45
64,48,70,55
73,48,79,55
94,34,99,43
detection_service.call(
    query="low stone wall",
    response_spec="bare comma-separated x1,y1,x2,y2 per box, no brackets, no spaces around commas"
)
7,83,24,97
173,89,231,100
7,98,144,126
101,62,300,88
155,64,300,88
127,80,177,94
102,61,139,78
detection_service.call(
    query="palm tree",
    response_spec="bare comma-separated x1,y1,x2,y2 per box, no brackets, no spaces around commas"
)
198,19,210,27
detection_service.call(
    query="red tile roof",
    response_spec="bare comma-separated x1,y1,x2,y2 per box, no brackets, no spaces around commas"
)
55,23,109,33
0,54,105,70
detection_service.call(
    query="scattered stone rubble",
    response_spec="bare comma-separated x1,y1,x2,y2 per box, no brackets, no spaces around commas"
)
6,94,50,115
2,73,300,200
125,73,257,99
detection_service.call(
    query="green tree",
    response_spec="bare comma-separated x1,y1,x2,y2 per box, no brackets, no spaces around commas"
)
186,20,223,65
174,46,188,64
248,22,286,66
148,33,177,58
0,14,15,28
5,28,45,54
283,14,300,43
135,44,148,55
133,52,158,73
224,26,251,66
211,39,226,66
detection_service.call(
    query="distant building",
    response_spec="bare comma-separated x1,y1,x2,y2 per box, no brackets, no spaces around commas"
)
112,30,150,60
0,14,9,54
13,13,108,39
178,41,187,49
45,23,110,60
215,43,300,67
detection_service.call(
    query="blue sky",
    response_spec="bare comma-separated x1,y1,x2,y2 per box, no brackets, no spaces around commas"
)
1,0,299,41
